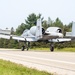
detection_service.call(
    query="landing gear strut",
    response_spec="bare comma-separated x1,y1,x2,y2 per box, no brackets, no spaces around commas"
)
21,42,30,51
26,42,30,51
50,43,54,52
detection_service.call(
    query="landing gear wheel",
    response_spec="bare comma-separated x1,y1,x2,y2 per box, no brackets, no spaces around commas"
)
50,44,54,52
22,45,25,51
21,42,30,51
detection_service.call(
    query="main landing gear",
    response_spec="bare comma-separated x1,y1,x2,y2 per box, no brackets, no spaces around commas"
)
21,42,54,52
50,43,54,52
21,42,30,51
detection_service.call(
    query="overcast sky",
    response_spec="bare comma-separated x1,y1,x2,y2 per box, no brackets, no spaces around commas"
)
0,0,75,29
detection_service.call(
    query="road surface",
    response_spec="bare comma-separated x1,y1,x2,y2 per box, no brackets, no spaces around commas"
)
0,49,75,75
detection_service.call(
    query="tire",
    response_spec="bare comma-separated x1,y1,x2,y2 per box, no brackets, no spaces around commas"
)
50,45,54,52
21,46,25,51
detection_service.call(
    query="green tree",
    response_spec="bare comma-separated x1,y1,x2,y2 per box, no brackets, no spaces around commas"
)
63,25,68,36
16,13,43,35
0,38,4,48
68,22,72,31
63,22,72,36
25,13,44,29
42,20,48,29
16,23,26,35
47,17,53,27
53,18,63,28
25,13,37,29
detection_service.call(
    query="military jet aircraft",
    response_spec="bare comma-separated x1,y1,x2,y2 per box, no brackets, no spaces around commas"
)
0,19,74,51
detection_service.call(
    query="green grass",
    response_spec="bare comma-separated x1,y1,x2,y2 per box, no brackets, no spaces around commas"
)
30,48,50,51
0,59,52,75
31,47,75,52
55,48,75,52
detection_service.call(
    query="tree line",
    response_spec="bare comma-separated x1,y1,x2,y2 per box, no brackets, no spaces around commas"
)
0,13,75,49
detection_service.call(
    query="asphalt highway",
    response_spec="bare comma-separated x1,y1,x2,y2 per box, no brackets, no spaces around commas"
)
0,49,75,75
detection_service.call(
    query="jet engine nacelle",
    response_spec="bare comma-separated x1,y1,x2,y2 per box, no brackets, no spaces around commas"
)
45,27,62,33
21,26,45,37
21,29,32,36
30,26,36,35
30,26,45,36
45,27,63,37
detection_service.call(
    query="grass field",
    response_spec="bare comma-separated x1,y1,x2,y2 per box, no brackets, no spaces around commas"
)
0,59,53,75
55,48,75,52
31,47,75,52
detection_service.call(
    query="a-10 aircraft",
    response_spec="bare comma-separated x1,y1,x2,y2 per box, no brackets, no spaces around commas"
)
0,19,75,51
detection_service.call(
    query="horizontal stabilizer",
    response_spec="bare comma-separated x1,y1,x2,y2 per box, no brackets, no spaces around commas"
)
0,29,11,35
0,34,10,39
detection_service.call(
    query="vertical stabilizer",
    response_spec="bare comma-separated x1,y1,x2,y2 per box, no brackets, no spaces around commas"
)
36,19,42,39
72,22,75,36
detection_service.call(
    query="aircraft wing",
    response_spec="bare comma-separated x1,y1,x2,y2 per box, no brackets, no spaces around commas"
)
0,34,25,41
0,33,37,42
11,35,25,41
12,35,37,41
49,38,71,42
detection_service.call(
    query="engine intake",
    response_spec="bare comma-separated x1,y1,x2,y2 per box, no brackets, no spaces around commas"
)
42,28,45,34
57,29,62,33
